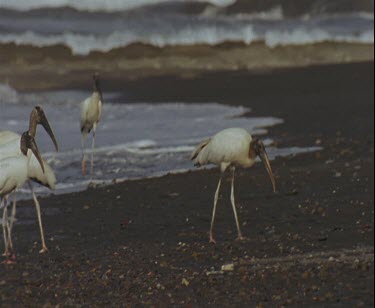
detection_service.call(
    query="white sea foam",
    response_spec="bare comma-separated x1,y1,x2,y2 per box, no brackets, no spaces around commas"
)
231,6,284,21
0,84,323,202
0,1,372,54
0,27,259,55
0,0,235,12
0,83,19,104
265,28,374,47
0,25,372,55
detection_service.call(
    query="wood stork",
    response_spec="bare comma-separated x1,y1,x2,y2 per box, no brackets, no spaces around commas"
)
0,132,44,261
9,155,56,254
0,106,58,253
191,127,276,243
80,72,103,175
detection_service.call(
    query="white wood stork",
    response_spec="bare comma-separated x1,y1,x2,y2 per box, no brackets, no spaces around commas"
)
80,72,103,175
4,153,56,254
191,127,276,243
0,132,44,261
0,106,58,253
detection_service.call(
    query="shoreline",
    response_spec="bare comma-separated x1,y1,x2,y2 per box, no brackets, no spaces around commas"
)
0,41,373,91
0,61,374,306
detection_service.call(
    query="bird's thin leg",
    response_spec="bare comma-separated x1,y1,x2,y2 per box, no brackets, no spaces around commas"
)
4,196,12,252
210,175,223,244
1,196,16,264
5,193,18,261
1,197,8,256
230,167,244,240
81,132,87,176
90,124,97,175
5,193,17,252
9,192,17,236
2,196,10,256
28,182,48,253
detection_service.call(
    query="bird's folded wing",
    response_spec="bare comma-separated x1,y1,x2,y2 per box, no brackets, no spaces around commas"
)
190,139,210,160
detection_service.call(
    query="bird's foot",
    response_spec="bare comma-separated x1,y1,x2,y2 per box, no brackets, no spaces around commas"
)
2,251,10,257
236,235,246,242
2,254,16,265
39,246,48,254
209,234,216,244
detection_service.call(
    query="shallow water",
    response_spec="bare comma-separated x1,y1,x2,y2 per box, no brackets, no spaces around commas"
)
0,84,322,204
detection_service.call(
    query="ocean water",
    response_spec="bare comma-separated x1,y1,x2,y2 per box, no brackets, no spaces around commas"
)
0,83,321,201
0,0,373,55
0,0,236,11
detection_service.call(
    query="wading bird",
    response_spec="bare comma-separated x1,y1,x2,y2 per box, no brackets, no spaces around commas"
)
191,128,276,243
0,106,58,253
10,155,56,254
0,132,44,262
80,72,103,175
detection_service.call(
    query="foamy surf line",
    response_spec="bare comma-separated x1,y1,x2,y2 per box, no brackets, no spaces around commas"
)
0,141,320,226
0,28,372,56
0,85,324,203
16,145,323,199
0,0,235,12
0,3,372,55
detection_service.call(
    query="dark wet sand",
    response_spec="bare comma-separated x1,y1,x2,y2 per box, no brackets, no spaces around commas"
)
0,61,374,306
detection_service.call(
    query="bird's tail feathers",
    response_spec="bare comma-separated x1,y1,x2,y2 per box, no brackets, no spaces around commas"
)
190,139,210,161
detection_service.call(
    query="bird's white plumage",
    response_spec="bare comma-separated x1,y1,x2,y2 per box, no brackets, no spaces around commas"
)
0,132,56,189
0,138,21,160
191,127,276,243
80,92,102,134
0,138,53,255
27,155,56,189
80,86,103,175
0,131,20,146
0,155,29,197
0,151,34,257
0,107,58,256
193,128,255,171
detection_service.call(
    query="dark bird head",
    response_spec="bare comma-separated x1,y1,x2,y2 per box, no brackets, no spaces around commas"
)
20,131,45,173
250,138,276,192
29,106,59,151
93,72,103,100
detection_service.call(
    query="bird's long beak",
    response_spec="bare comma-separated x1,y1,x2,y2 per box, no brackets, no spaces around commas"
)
259,149,276,192
28,135,45,174
30,107,59,151
39,112,59,152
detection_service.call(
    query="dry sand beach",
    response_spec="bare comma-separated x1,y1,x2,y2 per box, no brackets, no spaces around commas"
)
0,0,374,306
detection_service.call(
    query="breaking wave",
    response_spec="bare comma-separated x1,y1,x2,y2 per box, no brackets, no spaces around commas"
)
0,26,372,55
0,0,235,12
0,0,372,55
